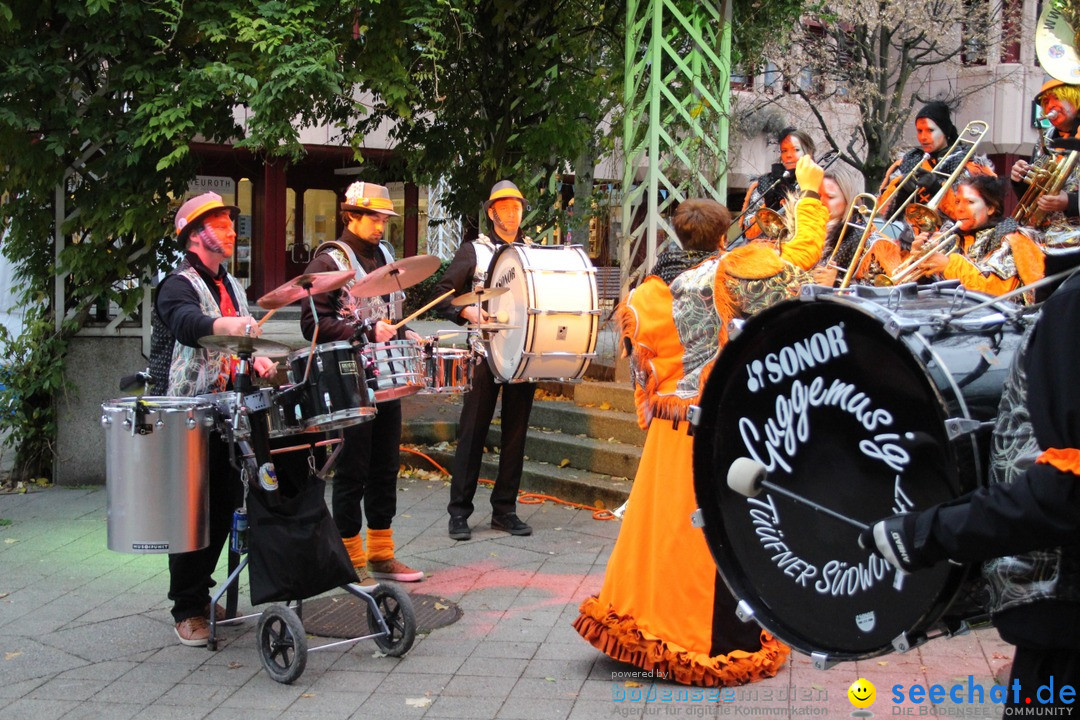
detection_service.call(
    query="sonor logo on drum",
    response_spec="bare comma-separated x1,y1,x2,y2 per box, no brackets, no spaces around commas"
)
495,266,516,287
745,323,850,393
855,611,876,632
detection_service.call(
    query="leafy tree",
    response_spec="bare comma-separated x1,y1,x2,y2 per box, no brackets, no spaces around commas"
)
742,0,1010,187
0,0,366,480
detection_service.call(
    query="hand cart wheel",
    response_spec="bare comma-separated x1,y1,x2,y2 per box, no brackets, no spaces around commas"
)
367,584,416,657
256,604,308,683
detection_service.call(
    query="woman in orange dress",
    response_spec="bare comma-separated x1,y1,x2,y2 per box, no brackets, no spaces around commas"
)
574,157,829,686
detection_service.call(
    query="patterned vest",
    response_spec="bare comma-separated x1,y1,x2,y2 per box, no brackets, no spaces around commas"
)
318,240,403,322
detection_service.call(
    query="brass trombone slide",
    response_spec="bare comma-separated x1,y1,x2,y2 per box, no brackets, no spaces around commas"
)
874,222,959,286
835,193,882,289
903,120,989,233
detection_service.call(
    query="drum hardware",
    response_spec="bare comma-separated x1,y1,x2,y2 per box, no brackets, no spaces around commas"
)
389,289,454,330
467,322,521,331
450,286,510,306
197,335,292,357
348,254,441,298
727,457,871,532
944,417,993,439
256,270,355,310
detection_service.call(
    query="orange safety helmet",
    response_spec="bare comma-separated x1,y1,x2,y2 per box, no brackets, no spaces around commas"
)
174,192,240,240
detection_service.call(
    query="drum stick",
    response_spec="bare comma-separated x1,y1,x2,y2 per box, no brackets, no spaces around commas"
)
391,290,454,330
256,307,280,327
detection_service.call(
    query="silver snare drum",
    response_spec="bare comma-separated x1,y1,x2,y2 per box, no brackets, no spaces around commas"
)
101,397,216,554
422,347,474,394
360,339,426,402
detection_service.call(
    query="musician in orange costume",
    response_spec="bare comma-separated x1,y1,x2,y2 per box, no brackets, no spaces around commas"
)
911,175,1044,300
573,157,827,686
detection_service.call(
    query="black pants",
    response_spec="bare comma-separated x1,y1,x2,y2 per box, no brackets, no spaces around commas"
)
1006,645,1080,709
448,361,535,519
331,399,401,537
168,435,237,623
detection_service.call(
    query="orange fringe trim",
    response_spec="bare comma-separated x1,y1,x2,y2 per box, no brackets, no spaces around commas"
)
1036,447,1080,475
573,597,790,688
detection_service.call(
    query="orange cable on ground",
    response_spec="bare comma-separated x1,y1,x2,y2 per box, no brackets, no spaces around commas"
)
400,446,617,521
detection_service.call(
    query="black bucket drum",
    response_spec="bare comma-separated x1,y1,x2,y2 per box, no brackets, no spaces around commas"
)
284,341,376,433
691,282,1033,666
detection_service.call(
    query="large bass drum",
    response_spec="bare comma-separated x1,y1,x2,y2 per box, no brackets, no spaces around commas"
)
691,282,1033,665
483,243,599,383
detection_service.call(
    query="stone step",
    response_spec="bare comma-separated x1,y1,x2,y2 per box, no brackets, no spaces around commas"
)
570,380,637,414
528,400,644,448
401,418,641,483
408,445,632,510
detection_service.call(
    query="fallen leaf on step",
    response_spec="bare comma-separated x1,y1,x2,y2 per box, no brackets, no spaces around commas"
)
5,651,21,661
4,539,16,545
559,458,570,468
301,693,315,698
227,661,243,669
599,402,612,410
406,698,433,708
545,676,558,682
434,602,450,611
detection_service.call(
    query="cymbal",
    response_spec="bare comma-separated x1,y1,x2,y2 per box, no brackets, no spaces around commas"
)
450,286,510,307
349,255,442,298
257,270,355,309
198,335,292,357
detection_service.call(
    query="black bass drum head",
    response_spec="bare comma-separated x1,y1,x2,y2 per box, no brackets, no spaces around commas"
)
692,294,971,662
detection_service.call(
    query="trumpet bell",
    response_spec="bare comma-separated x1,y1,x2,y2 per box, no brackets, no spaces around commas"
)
1036,2,1080,83
905,203,942,234
754,208,788,239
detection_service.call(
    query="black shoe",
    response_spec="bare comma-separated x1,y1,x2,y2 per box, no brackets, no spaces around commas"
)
449,516,472,540
491,513,532,536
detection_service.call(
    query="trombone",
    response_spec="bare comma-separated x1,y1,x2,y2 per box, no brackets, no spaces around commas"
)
874,222,958,286
903,120,989,233
825,193,881,289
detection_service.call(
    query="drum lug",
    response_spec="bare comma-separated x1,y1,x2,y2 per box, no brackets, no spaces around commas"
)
727,319,744,341
100,414,111,427
810,652,837,671
686,404,702,428
891,632,912,654
945,417,989,439
689,508,705,528
735,600,755,623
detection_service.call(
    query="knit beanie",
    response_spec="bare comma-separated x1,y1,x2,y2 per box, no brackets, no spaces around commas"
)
915,102,959,147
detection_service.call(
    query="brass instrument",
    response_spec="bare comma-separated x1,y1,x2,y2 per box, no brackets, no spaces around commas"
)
1036,1,1080,83
834,193,881,289
874,222,958,286
752,207,788,240
878,153,929,226
1014,151,1080,227
903,120,989,233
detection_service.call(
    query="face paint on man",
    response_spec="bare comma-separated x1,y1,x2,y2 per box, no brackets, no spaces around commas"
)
1041,93,1079,133
191,211,237,258
915,118,947,154
488,198,524,240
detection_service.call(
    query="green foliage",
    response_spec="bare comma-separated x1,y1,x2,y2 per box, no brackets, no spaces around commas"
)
402,260,452,320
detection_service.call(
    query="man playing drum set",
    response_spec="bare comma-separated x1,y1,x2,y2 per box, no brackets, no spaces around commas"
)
432,180,537,541
149,192,278,646
299,181,425,586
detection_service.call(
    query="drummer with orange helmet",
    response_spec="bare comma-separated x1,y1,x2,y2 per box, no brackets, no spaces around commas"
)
431,180,539,541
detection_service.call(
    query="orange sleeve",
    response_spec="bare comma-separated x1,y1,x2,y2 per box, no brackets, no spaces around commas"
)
943,253,1020,296
779,196,828,270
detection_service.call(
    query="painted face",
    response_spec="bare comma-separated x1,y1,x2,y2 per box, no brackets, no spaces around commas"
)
488,198,524,239
779,135,805,171
199,212,237,258
954,183,993,232
915,118,947,154
820,177,848,222
348,212,388,244
1040,92,1078,131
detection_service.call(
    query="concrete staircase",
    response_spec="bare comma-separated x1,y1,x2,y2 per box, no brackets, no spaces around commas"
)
401,379,644,511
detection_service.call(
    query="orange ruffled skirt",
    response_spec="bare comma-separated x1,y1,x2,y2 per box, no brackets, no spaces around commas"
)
574,421,790,686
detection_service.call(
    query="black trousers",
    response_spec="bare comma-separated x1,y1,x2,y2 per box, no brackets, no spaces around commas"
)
448,361,535,519
1006,645,1080,709
168,435,237,623
331,398,401,537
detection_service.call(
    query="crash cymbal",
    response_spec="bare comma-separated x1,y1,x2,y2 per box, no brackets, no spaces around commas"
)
257,269,355,309
450,286,510,306
349,255,442,298
198,335,292,357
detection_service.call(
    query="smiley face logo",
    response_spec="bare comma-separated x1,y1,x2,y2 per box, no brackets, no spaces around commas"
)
848,678,877,709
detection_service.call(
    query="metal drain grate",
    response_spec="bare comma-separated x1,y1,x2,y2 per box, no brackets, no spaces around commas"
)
300,591,463,639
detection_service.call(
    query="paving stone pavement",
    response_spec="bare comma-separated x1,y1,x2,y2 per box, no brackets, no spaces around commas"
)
1,480,1014,719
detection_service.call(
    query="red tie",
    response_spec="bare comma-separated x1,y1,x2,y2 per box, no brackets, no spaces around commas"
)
214,277,240,386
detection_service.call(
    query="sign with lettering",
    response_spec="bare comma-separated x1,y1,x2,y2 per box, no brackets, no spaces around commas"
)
691,292,1004,660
